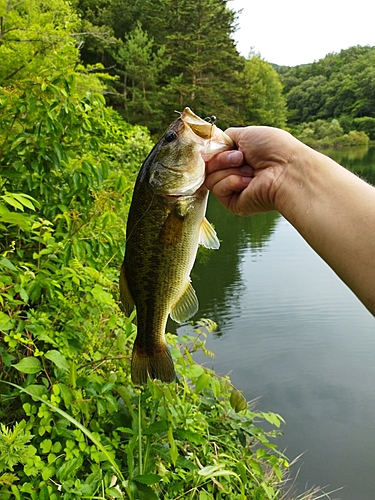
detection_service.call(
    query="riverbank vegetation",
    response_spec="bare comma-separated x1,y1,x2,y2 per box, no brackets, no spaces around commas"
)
276,45,375,146
0,0,370,497
0,0,290,498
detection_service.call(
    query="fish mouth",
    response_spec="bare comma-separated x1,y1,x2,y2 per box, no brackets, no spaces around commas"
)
181,107,234,159
181,107,214,140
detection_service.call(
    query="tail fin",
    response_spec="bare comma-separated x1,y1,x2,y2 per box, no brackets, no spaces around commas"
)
131,343,176,385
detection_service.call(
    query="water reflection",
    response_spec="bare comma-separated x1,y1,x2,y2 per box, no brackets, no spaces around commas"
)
176,206,279,336
328,145,375,184
172,147,375,500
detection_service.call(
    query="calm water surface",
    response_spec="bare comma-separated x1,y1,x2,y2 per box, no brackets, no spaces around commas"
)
174,146,375,500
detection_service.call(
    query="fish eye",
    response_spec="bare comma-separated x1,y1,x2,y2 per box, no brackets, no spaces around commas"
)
165,130,177,143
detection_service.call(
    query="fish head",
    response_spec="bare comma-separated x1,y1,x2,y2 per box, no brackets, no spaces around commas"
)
148,107,234,196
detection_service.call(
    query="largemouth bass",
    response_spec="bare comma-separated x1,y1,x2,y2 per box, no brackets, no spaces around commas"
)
120,107,233,385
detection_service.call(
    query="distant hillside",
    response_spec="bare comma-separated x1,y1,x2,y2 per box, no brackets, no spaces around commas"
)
273,45,375,138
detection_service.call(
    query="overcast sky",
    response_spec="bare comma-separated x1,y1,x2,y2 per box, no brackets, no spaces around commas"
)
229,0,375,66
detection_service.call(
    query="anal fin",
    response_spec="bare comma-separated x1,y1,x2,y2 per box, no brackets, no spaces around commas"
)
199,217,220,249
170,281,199,323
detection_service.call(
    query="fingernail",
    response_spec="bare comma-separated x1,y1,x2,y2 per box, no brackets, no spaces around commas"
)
227,150,243,166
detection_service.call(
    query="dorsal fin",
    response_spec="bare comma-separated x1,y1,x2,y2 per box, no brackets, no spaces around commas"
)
199,217,220,249
170,281,199,323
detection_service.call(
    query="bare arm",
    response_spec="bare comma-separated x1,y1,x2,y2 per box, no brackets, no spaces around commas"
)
205,127,375,315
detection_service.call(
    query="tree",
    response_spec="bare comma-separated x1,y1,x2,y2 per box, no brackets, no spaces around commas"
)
286,75,328,123
281,45,375,126
238,57,286,127
0,0,79,83
114,22,169,127
75,0,245,132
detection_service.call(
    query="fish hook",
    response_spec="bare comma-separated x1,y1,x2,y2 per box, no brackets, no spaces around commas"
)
204,115,217,125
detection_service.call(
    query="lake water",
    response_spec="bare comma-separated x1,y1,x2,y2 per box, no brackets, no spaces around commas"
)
174,146,375,500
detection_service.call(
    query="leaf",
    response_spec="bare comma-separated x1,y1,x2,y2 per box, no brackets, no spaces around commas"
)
176,456,198,470
107,314,118,329
132,473,162,485
0,258,17,271
56,456,83,481
143,421,168,435
11,193,38,210
45,350,69,371
198,464,238,479
25,384,48,398
1,195,24,211
2,381,125,484
0,212,32,229
133,481,159,500
0,312,14,331
211,377,221,398
167,426,178,466
106,487,123,499
13,357,42,374
19,288,29,302
230,389,248,413
91,284,113,305
195,372,211,393
185,364,204,378
175,429,206,445
261,411,284,428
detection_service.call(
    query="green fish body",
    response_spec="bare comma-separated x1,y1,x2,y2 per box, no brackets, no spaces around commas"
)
120,108,233,385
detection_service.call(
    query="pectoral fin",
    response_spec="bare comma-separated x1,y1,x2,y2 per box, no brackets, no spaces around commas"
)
119,264,135,316
170,281,199,323
199,217,220,249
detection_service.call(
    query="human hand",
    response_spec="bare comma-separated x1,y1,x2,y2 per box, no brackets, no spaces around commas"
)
205,126,306,216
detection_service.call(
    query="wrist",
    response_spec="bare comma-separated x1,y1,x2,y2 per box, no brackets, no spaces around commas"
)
272,139,326,220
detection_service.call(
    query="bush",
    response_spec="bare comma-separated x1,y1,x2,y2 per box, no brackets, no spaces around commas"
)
292,118,369,148
1,58,289,500
0,322,289,499
353,116,375,140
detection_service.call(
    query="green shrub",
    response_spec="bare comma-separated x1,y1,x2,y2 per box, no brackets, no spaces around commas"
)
1,322,288,500
1,66,289,500
292,118,369,148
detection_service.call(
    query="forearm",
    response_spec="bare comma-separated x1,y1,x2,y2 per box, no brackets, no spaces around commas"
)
276,144,375,315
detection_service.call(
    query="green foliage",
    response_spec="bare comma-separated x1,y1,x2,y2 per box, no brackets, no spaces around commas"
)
113,21,170,127
0,420,38,473
0,1,296,498
1,324,289,499
238,57,286,127
279,45,375,141
353,116,375,140
0,0,80,83
291,118,370,148
75,0,286,133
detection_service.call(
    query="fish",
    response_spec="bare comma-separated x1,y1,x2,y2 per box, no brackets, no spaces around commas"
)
120,107,234,385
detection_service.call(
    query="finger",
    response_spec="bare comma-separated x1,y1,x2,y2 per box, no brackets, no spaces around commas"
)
205,164,254,189
205,150,244,174
207,173,252,200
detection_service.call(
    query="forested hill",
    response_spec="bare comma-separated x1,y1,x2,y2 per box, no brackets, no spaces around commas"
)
275,45,375,139
74,0,287,133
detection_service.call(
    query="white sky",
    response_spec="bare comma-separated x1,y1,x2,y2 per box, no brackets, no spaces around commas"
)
229,0,375,66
